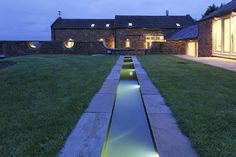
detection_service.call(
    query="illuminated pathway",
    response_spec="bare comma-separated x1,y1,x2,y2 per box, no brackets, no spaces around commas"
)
102,57,159,157
58,56,198,157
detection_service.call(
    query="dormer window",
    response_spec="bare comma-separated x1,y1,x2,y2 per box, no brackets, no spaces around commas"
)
176,23,181,27
106,24,110,28
128,23,133,27
91,24,95,28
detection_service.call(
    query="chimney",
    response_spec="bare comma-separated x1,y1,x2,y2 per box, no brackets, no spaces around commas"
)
166,10,169,16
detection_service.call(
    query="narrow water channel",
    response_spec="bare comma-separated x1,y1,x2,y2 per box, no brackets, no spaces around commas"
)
102,57,159,157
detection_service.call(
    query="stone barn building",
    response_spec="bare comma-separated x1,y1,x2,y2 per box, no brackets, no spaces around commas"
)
51,15,195,50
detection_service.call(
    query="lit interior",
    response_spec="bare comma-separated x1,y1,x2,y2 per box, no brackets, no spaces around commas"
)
126,39,131,48
212,13,236,57
145,36,165,48
187,40,198,57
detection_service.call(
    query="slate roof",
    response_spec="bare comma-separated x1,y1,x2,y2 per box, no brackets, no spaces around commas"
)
115,15,194,29
169,25,198,40
51,15,195,29
200,0,236,21
51,18,115,29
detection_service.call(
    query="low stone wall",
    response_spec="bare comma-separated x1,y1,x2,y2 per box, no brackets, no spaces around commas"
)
148,41,187,54
0,41,108,57
110,48,146,55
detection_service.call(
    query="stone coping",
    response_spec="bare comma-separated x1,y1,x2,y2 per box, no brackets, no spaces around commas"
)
58,56,123,157
133,56,198,157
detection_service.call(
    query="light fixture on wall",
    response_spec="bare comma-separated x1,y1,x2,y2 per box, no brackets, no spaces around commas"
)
91,24,95,28
28,41,41,49
176,23,181,27
64,38,75,48
128,23,133,27
99,38,104,42
106,24,110,28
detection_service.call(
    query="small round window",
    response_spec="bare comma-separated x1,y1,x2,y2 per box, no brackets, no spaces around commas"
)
64,39,75,48
28,41,41,49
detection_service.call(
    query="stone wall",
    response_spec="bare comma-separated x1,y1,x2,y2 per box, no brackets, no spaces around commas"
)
198,19,213,57
148,41,187,54
115,28,179,49
52,29,115,48
0,41,107,57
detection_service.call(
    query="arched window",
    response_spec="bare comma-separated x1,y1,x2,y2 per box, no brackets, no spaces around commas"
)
28,41,41,49
64,39,75,49
126,39,130,48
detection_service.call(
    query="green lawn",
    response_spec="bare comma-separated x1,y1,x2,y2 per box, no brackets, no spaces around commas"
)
138,55,236,157
0,55,118,157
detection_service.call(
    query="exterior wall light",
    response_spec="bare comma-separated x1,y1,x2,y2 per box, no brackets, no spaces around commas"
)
176,23,181,27
106,24,110,28
128,23,133,27
91,24,95,27
64,38,75,49
28,41,41,49
129,71,134,76
99,38,104,42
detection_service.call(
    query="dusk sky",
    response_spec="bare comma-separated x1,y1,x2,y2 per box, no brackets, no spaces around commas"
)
0,0,231,41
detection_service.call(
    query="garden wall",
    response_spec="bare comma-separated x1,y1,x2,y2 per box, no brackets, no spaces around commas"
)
0,41,107,57
148,41,187,54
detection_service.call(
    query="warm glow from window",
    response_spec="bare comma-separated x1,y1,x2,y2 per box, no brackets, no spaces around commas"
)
106,24,110,27
145,35,165,48
213,20,222,51
126,39,130,48
28,41,41,49
64,39,75,48
232,16,236,52
224,18,231,52
91,24,95,27
128,23,133,27
187,41,198,57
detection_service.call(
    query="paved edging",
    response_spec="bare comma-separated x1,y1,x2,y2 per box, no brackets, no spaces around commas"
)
57,56,123,157
176,55,236,72
133,56,198,157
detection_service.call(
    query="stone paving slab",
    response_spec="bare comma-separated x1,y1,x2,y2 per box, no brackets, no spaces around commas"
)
133,56,198,157
143,95,171,114
58,113,111,157
176,55,236,72
98,79,119,94
148,113,198,157
138,79,159,95
86,93,116,113
58,57,123,157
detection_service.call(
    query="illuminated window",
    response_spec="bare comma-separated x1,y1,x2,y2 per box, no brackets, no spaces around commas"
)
128,23,133,27
187,41,198,57
224,18,231,52
176,23,181,27
232,16,236,53
28,41,41,49
64,38,75,48
213,20,222,52
106,24,110,28
126,39,130,48
145,35,165,48
91,24,95,27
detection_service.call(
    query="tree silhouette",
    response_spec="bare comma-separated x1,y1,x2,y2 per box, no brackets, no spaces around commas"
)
202,4,224,18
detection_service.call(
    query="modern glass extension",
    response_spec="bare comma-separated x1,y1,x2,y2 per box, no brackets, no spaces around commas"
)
213,13,236,58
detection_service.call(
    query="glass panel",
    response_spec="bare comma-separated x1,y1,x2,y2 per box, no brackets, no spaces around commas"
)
224,18,231,52
214,20,222,52
232,16,236,53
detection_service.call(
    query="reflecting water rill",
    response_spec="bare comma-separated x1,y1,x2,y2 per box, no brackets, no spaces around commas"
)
102,57,159,157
